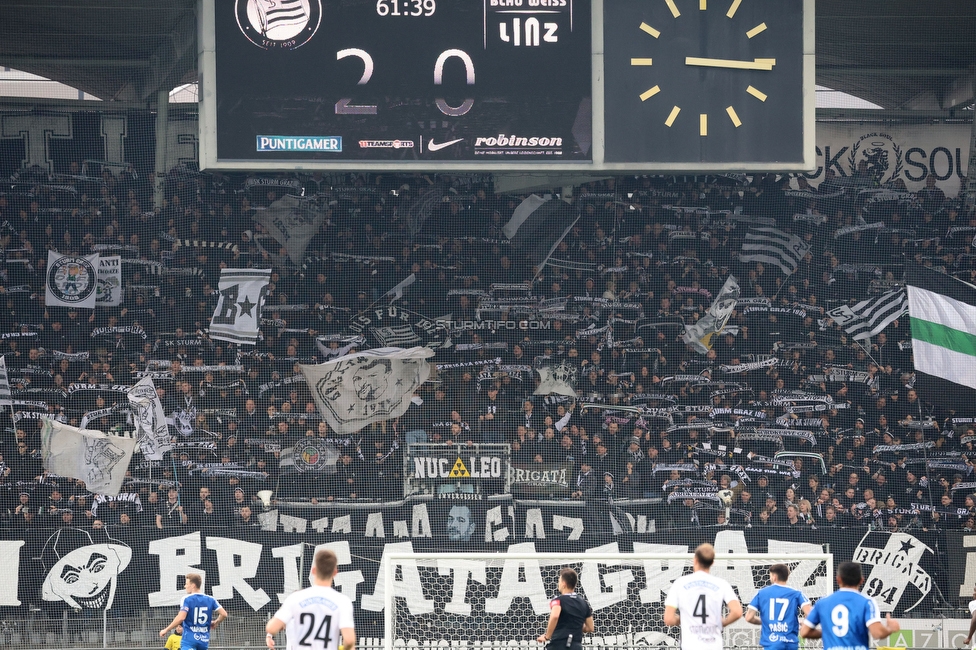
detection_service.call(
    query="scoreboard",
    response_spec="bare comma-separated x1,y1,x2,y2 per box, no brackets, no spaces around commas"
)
198,0,815,171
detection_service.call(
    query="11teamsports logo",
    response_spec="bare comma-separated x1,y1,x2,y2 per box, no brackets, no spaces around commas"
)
235,0,322,50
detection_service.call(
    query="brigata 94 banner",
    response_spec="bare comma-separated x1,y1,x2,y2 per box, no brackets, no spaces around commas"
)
204,0,592,166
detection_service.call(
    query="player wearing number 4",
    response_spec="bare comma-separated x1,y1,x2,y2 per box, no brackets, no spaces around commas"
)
159,573,228,650
745,563,812,650
266,549,356,650
663,543,743,650
799,561,900,650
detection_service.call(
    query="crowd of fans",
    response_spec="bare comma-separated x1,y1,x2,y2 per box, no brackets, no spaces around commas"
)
1,155,975,534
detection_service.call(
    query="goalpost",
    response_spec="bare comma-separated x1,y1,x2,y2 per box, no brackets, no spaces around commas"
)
383,551,833,650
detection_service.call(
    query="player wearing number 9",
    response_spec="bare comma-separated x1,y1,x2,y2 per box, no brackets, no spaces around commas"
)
799,561,900,650
266,549,356,650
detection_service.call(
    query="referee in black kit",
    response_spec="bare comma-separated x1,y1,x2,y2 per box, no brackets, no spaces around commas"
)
536,568,594,648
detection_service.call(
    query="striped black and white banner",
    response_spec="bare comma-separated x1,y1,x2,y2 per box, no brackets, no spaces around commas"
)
827,289,908,341
739,227,811,275
0,357,11,406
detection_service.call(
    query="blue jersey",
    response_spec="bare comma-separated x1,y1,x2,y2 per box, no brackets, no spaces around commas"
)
180,593,223,650
748,584,810,650
803,588,880,650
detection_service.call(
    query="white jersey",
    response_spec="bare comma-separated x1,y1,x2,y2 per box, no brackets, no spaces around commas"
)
969,598,976,615
272,585,355,650
665,570,740,650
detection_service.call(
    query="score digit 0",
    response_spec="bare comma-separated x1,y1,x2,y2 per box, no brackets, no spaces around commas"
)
335,48,475,117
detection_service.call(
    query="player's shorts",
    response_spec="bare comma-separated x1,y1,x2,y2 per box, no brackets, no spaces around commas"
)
180,637,210,650
546,642,583,650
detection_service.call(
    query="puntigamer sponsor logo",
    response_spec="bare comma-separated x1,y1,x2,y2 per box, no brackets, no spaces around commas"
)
358,140,415,149
256,136,342,152
474,133,564,155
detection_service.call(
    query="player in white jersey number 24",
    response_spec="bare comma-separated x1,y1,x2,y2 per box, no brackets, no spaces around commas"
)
266,550,356,650
664,543,743,650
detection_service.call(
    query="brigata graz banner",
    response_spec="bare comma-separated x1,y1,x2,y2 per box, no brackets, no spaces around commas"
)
0,508,948,637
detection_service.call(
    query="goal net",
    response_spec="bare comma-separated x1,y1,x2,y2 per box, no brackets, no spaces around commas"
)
384,551,832,650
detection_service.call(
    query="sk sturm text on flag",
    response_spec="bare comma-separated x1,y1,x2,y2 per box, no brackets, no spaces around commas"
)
209,268,272,345
906,265,976,408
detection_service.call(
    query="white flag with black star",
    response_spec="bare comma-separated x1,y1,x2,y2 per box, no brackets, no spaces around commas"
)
209,268,271,345
300,347,433,434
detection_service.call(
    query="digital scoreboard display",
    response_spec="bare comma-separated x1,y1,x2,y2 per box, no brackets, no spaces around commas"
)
206,0,592,165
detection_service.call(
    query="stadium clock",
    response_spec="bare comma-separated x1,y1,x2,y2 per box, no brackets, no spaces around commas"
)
602,0,813,167
375,0,436,17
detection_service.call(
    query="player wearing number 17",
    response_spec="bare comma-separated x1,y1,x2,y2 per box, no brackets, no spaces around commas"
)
266,549,356,650
744,563,812,650
799,561,899,650
159,573,228,650
663,543,743,650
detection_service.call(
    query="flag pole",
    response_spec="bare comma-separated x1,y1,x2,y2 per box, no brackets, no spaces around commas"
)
851,336,884,371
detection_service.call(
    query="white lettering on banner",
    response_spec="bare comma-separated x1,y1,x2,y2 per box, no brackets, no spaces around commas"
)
484,505,510,542
0,540,24,606
958,534,976,599
148,532,204,607
412,503,432,538
315,542,364,602
206,537,270,611
438,559,487,616
524,508,545,539
361,542,434,614
413,455,504,478
271,543,304,605
768,539,833,599
365,512,385,538
551,514,583,541
484,542,549,615
711,530,763,604
852,532,933,612
633,542,689,604
583,543,635,610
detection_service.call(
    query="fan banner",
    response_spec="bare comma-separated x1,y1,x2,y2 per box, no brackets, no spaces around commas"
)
95,254,123,306
45,251,99,309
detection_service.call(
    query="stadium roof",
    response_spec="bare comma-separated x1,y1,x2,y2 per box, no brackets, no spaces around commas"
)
0,0,973,111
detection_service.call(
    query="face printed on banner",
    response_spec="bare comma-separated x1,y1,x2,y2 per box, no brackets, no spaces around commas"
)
446,505,476,542
40,528,132,610
352,359,392,401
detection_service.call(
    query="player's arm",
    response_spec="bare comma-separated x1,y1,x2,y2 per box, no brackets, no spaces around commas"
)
582,615,595,634
723,599,743,627
744,605,761,625
340,626,356,650
800,602,812,617
537,602,561,643
212,606,228,628
265,616,286,649
800,604,821,639
159,610,187,637
868,613,900,640
964,608,976,644
662,605,680,627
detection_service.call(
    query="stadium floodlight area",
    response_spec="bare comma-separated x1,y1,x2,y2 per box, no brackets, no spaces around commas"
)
383,551,832,650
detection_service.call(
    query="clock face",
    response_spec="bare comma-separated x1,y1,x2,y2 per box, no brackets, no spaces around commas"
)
604,0,807,166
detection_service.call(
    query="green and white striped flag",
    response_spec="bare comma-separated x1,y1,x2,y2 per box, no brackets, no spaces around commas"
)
906,265,976,393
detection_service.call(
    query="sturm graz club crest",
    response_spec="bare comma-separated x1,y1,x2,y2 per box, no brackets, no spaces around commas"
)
293,438,339,473
236,0,322,50
847,132,904,186
48,256,97,304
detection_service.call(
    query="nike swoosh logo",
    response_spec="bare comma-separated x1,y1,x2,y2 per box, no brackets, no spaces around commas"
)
427,138,463,152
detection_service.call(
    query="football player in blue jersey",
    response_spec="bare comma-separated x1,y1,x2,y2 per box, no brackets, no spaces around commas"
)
159,573,228,650
800,561,899,650
745,563,812,650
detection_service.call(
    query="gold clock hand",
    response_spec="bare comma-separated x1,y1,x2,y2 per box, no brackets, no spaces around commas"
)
685,57,776,70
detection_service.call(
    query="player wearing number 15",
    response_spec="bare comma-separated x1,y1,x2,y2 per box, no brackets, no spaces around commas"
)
266,549,356,650
744,564,812,650
799,561,899,650
663,543,743,650
158,574,228,650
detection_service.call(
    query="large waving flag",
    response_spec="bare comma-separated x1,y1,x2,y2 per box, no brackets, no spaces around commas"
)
828,289,908,342
40,419,137,496
906,266,976,407
683,275,740,353
739,227,810,276
253,194,327,265
209,268,271,345
504,195,580,271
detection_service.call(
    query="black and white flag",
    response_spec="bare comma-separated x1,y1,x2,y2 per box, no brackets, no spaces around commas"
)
40,419,137,497
0,356,11,406
209,268,272,345
504,195,580,271
255,0,308,34
827,289,908,341
45,251,99,309
682,275,740,354
534,358,579,398
95,255,123,307
127,377,172,461
300,347,433,434
253,195,327,265
739,227,810,275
